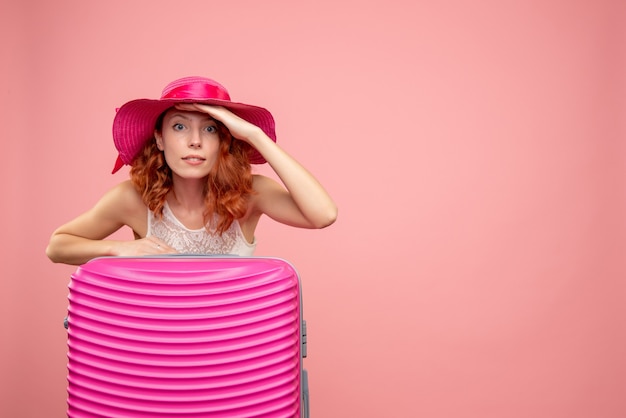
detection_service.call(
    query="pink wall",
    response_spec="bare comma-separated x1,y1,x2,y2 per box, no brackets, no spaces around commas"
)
2,1,625,417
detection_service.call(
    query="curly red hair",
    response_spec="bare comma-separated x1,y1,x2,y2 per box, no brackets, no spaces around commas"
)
130,115,255,234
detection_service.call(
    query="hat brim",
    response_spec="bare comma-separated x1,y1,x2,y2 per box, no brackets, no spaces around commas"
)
112,97,276,172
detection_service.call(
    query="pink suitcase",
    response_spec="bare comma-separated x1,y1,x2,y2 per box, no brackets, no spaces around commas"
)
66,256,309,417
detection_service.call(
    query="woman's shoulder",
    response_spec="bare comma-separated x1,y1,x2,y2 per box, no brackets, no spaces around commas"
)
251,174,280,191
99,180,145,212
249,174,281,203
247,174,290,216
97,180,147,233
108,180,141,200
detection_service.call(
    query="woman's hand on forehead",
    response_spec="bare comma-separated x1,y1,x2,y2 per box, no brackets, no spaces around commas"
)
174,103,263,143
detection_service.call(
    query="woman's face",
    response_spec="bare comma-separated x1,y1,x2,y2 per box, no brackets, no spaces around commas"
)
155,109,221,180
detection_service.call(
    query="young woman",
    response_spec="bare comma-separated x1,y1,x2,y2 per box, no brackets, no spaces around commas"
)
46,76,337,265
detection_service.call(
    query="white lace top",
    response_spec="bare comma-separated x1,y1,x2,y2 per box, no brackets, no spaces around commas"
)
146,202,256,256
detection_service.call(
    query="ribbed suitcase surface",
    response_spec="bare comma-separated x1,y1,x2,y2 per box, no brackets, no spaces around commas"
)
67,256,305,417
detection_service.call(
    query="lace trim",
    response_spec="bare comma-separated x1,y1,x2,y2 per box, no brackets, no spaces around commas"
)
147,203,256,255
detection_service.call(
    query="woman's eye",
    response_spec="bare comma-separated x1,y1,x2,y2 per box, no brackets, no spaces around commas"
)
205,125,217,133
173,123,184,131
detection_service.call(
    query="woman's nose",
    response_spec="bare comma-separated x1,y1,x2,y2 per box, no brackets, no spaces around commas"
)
188,130,202,148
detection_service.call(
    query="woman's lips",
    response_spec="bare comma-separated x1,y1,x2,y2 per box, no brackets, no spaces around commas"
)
182,155,206,165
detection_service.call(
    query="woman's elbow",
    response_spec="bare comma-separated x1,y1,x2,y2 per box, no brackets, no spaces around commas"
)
46,234,70,264
45,239,65,264
45,244,59,263
312,205,338,229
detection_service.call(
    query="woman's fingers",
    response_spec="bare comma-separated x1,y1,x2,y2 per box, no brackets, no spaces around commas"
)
115,237,177,256
145,237,177,254
174,103,261,142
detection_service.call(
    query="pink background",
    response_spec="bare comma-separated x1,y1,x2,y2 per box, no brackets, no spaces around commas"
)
2,1,625,417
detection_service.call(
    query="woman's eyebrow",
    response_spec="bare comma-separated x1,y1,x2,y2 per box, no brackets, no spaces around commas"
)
168,112,191,120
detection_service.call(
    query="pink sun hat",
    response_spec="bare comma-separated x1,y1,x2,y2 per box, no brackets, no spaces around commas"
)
111,76,276,173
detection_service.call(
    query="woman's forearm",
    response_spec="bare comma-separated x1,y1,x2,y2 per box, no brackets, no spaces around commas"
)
46,233,117,266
